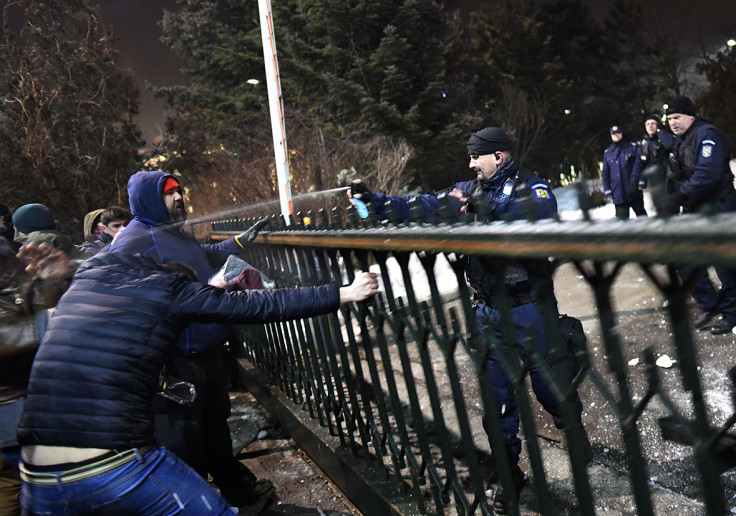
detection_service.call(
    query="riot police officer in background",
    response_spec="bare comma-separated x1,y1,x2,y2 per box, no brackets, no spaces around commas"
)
664,96,736,335
348,127,591,514
602,125,647,220
632,115,675,191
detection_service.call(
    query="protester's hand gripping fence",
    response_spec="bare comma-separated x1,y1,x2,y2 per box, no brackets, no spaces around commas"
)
207,198,736,516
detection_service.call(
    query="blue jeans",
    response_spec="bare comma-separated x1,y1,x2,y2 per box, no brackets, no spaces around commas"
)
21,446,236,515
476,302,583,464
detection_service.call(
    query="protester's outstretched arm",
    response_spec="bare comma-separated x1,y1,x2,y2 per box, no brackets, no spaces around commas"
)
339,271,379,303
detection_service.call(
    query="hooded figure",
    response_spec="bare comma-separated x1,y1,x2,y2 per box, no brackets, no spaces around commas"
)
109,170,273,504
110,171,244,351
82,209,106,242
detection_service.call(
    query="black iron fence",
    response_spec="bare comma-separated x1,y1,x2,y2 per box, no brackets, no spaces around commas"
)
208,201,736,516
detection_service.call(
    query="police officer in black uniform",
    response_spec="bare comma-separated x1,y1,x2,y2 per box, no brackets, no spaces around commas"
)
664,96,736,335
632,115,675,193
348,127,591,514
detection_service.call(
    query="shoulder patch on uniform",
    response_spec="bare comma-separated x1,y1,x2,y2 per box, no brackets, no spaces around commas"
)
530,183,550,199
702,145,713,158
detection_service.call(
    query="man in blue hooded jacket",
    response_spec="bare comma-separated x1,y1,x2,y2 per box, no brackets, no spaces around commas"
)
110,170,270,505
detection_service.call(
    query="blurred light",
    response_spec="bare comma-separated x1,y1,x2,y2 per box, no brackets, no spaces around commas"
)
442,91,447,98
728,39,736,47
303,216,311,225
246,79,259,85
564,109,571,115
663,104,668,111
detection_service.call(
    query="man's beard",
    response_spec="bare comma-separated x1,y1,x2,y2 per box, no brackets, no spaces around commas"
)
169,200,187,224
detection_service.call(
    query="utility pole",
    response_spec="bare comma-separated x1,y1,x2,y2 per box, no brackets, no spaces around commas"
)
258,0,293,224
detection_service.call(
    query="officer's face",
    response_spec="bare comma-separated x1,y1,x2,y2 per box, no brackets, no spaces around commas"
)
469,153,500,180
667,113,695,136
610,131,623,142
645,120,658,137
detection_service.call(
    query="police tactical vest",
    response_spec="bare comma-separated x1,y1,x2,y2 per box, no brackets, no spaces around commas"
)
668,122,701,182
464,167,552,307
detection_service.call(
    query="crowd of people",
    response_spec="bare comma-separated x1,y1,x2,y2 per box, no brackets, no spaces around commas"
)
600,96,736,335
0,172,378,515
0,93,733,515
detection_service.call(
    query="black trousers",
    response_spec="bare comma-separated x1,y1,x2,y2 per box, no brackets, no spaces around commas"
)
153,346,256,491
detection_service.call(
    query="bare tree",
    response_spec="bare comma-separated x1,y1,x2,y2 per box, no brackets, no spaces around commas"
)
0,0,141,239
495,81,547,166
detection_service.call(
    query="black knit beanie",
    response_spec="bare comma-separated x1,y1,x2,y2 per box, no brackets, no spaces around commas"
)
466,127,513,156
666,96,696,117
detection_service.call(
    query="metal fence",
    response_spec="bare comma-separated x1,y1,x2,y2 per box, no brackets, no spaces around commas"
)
209,201,736,516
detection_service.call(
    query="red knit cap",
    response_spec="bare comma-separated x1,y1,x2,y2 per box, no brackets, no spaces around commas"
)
162,177,180,194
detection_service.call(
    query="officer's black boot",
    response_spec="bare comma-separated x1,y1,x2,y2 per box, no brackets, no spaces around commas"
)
493,463,525,515
554,416,593,464
580,424,594,464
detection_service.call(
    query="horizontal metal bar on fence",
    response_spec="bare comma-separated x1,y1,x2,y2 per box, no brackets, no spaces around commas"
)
211,212,736,267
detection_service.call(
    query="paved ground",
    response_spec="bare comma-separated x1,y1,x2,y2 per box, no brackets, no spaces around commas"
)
227,391,359,516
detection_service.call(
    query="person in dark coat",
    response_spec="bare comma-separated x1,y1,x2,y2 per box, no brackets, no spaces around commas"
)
663,96,736,335
348,127,590,515
602,126,647,220
0,204,20,253
109,170,271,505
12,203,74,256
17,251,378,515
0,241,76,515
631,115,675,187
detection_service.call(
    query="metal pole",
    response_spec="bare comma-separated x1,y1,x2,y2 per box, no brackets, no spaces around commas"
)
258,0,293,224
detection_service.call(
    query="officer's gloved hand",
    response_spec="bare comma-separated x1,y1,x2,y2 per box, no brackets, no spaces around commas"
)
664,191,687,214
350,179,372,203
236,218,269,248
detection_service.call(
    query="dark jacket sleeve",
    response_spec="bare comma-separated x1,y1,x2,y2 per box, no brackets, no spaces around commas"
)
200,236,243,268
631,144,646,185
658,130,676,150
170,280,341,326
601,151,612,194
680,126,731,203
371,188,456,222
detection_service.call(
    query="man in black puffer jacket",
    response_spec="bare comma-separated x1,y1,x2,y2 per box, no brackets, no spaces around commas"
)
16,252,378,515
111,170,272,504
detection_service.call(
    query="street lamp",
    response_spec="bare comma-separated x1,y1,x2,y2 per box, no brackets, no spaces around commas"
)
727,39,736,47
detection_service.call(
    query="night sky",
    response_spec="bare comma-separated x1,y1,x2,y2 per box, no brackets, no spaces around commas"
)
95,0,736,145
96,0,186,144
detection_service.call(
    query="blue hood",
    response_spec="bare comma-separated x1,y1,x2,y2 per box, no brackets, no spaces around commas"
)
128,170,176,225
